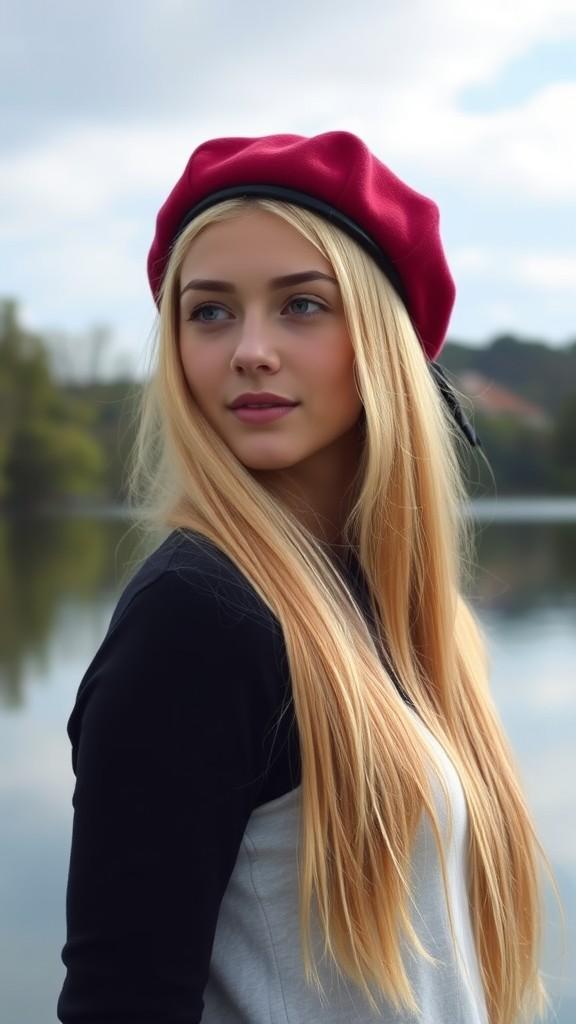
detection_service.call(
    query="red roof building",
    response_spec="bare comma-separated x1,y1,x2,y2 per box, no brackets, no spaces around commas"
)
455,371,552,430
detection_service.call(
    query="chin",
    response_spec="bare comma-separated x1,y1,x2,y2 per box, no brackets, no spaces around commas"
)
228,442,304,472
241,455,302,472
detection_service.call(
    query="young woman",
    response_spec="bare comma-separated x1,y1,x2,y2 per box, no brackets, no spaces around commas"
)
57,131,549,1024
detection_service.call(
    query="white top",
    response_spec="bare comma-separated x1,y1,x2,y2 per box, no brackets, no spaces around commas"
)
202,707,489,1023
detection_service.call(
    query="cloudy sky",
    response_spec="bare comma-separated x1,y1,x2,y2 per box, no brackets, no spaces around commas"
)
2,0,575,379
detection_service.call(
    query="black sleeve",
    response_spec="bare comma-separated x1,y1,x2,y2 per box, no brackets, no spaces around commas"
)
57,569,285,1023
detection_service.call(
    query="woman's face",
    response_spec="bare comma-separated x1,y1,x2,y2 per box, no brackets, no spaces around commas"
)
177,207,364,477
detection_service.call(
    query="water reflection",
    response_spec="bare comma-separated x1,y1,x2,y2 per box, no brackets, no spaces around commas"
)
0,510,574,1022
0,515,137,707
471,520,576,616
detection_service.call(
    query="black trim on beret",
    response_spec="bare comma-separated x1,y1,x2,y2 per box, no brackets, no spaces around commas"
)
174,183,410,309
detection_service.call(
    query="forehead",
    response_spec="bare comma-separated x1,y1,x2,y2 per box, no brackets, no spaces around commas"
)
179,207,332,280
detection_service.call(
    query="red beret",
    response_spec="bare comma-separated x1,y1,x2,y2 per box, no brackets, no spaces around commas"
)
147,131,455,361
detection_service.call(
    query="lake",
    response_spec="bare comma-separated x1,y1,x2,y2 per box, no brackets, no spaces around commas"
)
0,500,574,1022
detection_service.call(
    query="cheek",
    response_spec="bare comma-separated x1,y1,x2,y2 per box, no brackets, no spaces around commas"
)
329,343,362,418
322,335,358,394
179,339,218,398
303,326,353,376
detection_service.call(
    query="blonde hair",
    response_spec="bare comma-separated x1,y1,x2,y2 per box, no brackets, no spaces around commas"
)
128,197,550,1024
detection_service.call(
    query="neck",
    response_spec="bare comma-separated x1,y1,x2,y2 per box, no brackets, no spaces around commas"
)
254,419,364,548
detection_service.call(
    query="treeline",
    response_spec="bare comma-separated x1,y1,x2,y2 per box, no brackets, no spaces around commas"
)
443,335,576,495
0,297,575,508
443,334,576,416
0,299,138,507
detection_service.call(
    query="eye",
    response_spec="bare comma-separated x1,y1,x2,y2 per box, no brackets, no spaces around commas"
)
187,304,231,323
186,296,328,323
283,296,327,316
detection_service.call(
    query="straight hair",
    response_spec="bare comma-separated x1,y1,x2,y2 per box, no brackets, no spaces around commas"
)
127,197,550,1024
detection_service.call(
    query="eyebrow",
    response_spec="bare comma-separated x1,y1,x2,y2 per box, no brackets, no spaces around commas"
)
179,270,338,298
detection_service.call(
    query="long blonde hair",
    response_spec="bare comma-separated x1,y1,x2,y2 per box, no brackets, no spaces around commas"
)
128,197,549,1024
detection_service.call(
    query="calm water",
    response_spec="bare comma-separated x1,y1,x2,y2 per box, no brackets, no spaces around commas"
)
0,503,574,1023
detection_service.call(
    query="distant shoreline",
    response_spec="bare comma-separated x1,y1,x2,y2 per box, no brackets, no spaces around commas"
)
3,496,576,524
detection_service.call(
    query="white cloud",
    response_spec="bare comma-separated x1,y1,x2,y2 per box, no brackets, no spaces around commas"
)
1,0,575,351
0,124,196,227
450,246,576,290
1,0,576,224
514,253,576,289
450,248,492,274
467,83,576,200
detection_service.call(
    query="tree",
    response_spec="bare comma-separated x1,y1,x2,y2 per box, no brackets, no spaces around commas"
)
6,421,106,503
553,392,576,492
0,298,108,506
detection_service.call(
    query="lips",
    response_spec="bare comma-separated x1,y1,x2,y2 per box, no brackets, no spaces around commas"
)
232,404,298,423
229,393,299,409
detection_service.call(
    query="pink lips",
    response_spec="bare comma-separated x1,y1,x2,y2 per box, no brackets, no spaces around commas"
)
229,391,298,409
231,405,298,424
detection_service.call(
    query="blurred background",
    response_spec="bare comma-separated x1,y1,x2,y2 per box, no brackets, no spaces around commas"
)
0,1,574,1020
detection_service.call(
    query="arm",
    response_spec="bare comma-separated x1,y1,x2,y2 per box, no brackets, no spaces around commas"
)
57,569,282,1022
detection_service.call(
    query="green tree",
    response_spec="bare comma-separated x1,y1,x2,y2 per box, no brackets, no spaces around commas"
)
553,392,576,492
6,421,105,503
0,298,107,506
461,414,556,496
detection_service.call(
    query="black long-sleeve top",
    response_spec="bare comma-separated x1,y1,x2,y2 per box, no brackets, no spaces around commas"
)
57,527,379,1022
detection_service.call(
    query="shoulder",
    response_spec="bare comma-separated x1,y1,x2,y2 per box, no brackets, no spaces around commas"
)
66,529,289,766
108,527,281,640
58,535,298,1022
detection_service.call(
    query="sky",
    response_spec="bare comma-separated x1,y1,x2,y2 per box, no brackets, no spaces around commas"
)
1,0,575,380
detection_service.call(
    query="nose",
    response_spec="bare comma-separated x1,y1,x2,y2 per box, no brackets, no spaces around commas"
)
230,311,281,372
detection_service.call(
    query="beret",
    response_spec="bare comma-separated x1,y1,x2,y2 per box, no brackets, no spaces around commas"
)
147,131,455,362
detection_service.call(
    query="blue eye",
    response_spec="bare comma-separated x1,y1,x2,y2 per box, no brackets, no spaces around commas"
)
188,304,230,323
187,296,327,323
284,297,326,316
